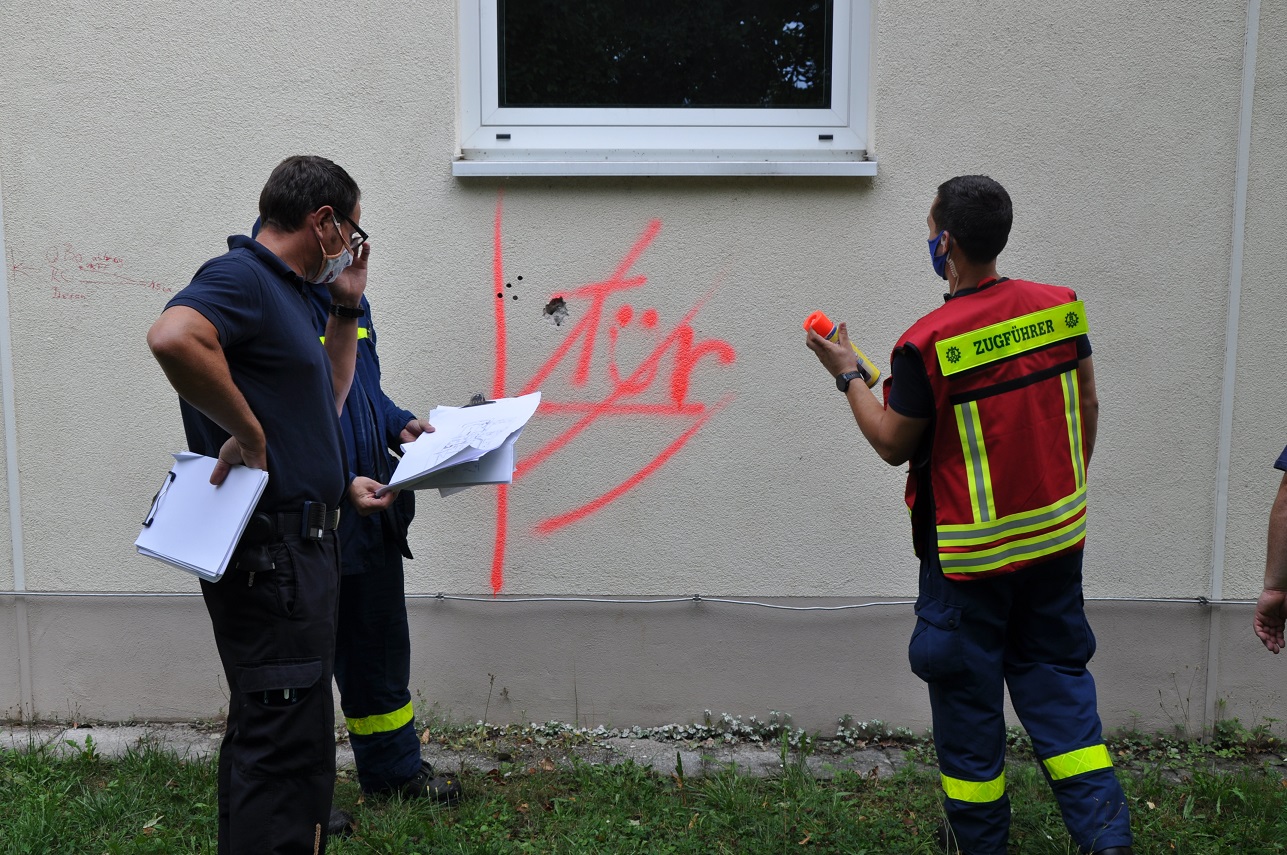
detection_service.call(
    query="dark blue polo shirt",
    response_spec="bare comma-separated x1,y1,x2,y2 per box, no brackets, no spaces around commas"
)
166,235,346,512
1276,445,1287,472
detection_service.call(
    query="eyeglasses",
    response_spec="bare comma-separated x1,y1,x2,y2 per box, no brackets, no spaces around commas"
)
335,212,368,251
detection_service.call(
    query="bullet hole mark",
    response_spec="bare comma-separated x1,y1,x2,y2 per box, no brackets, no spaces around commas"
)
544,296,569,327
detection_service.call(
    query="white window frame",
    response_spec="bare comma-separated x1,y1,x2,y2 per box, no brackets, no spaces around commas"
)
453,0,876,177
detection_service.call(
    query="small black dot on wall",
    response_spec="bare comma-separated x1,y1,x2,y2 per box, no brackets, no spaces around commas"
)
506,282,512,288
517,275,523,281
496,292,503,298
512,295,518,300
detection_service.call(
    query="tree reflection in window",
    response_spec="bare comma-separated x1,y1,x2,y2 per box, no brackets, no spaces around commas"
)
499,1,833,109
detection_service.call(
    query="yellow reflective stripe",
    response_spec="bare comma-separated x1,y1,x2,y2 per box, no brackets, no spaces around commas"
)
1061,369,1086,489
1042,744,1113,781
941,770,1006,803
937,301,1088,376
954,400,996,523
938,486,1087,546
345,700,414,736
939,513,1086,574
319,325,370,342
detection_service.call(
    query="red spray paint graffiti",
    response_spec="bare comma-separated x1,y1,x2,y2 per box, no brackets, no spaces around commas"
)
6,244,173,299
488,191,736,593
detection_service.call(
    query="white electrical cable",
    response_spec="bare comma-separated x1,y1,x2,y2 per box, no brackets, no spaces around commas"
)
0,590,1256,607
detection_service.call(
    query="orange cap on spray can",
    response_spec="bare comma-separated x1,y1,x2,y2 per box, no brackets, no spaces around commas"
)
804,310,881,388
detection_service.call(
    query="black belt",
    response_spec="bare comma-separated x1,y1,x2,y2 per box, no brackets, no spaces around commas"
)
244,502,340,544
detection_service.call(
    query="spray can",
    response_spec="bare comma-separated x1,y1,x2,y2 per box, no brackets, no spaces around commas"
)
804,310,881,388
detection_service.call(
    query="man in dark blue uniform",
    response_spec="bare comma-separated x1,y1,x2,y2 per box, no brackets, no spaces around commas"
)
247,216,463,833
807,176,1131,855
148,155,389,854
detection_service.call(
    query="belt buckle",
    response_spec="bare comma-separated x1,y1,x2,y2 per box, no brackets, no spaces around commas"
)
301,501,327,541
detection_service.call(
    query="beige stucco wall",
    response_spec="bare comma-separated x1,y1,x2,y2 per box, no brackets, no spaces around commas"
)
1,1,1284,732
1225,0,1287,598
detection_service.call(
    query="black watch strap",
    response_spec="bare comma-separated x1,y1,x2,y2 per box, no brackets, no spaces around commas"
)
836,370,863,393
329,303,364,319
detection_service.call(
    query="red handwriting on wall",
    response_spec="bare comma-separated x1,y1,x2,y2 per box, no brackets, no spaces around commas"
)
487,191,736,593
6,244,173,299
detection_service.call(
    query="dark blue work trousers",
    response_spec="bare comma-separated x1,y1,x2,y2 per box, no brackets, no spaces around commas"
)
201,533,340,855
332,543,420,792
910,551,1132,854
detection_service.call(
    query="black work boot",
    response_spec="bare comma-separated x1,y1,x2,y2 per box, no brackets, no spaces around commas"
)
936,818,960,854
386,760,463,805
327,807,354,838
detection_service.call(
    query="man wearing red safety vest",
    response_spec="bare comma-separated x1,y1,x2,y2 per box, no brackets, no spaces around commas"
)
807,175,1132,855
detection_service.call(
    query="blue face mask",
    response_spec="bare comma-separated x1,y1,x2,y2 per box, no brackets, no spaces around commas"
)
928,231,949,280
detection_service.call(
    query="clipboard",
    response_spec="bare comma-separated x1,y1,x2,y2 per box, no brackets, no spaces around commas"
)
135,452,269,582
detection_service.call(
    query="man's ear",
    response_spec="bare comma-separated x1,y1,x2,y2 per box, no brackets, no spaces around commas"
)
937,230,951,257
309,206,334,236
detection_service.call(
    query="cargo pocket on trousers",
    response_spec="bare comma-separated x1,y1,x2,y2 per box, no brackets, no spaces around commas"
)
234,658,326,776
908,595,966,684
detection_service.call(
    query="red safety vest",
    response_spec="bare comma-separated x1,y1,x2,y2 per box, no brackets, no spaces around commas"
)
887,278,1091,580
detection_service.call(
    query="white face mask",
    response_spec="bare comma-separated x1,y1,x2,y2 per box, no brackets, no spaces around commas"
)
309,219,353,285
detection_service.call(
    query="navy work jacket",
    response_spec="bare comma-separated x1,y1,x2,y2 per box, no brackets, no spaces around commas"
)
308,285,417,575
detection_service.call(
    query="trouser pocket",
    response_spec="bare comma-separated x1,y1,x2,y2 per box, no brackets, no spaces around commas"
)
909,595,968,684
233,658,327,777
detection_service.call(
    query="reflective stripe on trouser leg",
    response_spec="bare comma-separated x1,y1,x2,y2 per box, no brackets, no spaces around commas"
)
1042,744,1112,781
938,763,1011,855
346,700,415,736
1041,744,1132,852
941,771,1006,803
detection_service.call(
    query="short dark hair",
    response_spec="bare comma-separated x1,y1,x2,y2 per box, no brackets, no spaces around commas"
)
931,175,1012,264
258,155,360,232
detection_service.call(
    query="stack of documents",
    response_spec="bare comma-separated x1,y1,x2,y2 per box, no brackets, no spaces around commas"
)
378,392,540,497
135,452,269,582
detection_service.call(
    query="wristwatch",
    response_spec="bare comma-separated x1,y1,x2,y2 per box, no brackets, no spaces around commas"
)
835,370,864,393
329,303,365,319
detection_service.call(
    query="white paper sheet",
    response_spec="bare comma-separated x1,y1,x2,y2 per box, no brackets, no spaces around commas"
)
378,392,540,496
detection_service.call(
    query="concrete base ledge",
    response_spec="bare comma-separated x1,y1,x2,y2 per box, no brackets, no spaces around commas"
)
1,597,1282,738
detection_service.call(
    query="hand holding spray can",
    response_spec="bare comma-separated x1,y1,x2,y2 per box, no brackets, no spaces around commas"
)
804,310,881,388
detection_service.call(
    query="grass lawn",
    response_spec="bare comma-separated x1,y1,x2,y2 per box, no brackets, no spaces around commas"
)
1,724,1285,854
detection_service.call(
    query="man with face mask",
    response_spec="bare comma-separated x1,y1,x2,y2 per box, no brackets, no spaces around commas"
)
807,175,1132,855
148,155,387,853
246,215,464,835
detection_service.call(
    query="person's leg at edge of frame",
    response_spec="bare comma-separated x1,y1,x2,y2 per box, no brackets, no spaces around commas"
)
912,559,1011,854
1004,553,1133,854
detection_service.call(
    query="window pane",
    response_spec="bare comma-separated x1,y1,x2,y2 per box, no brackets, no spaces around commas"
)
499,1,833,109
